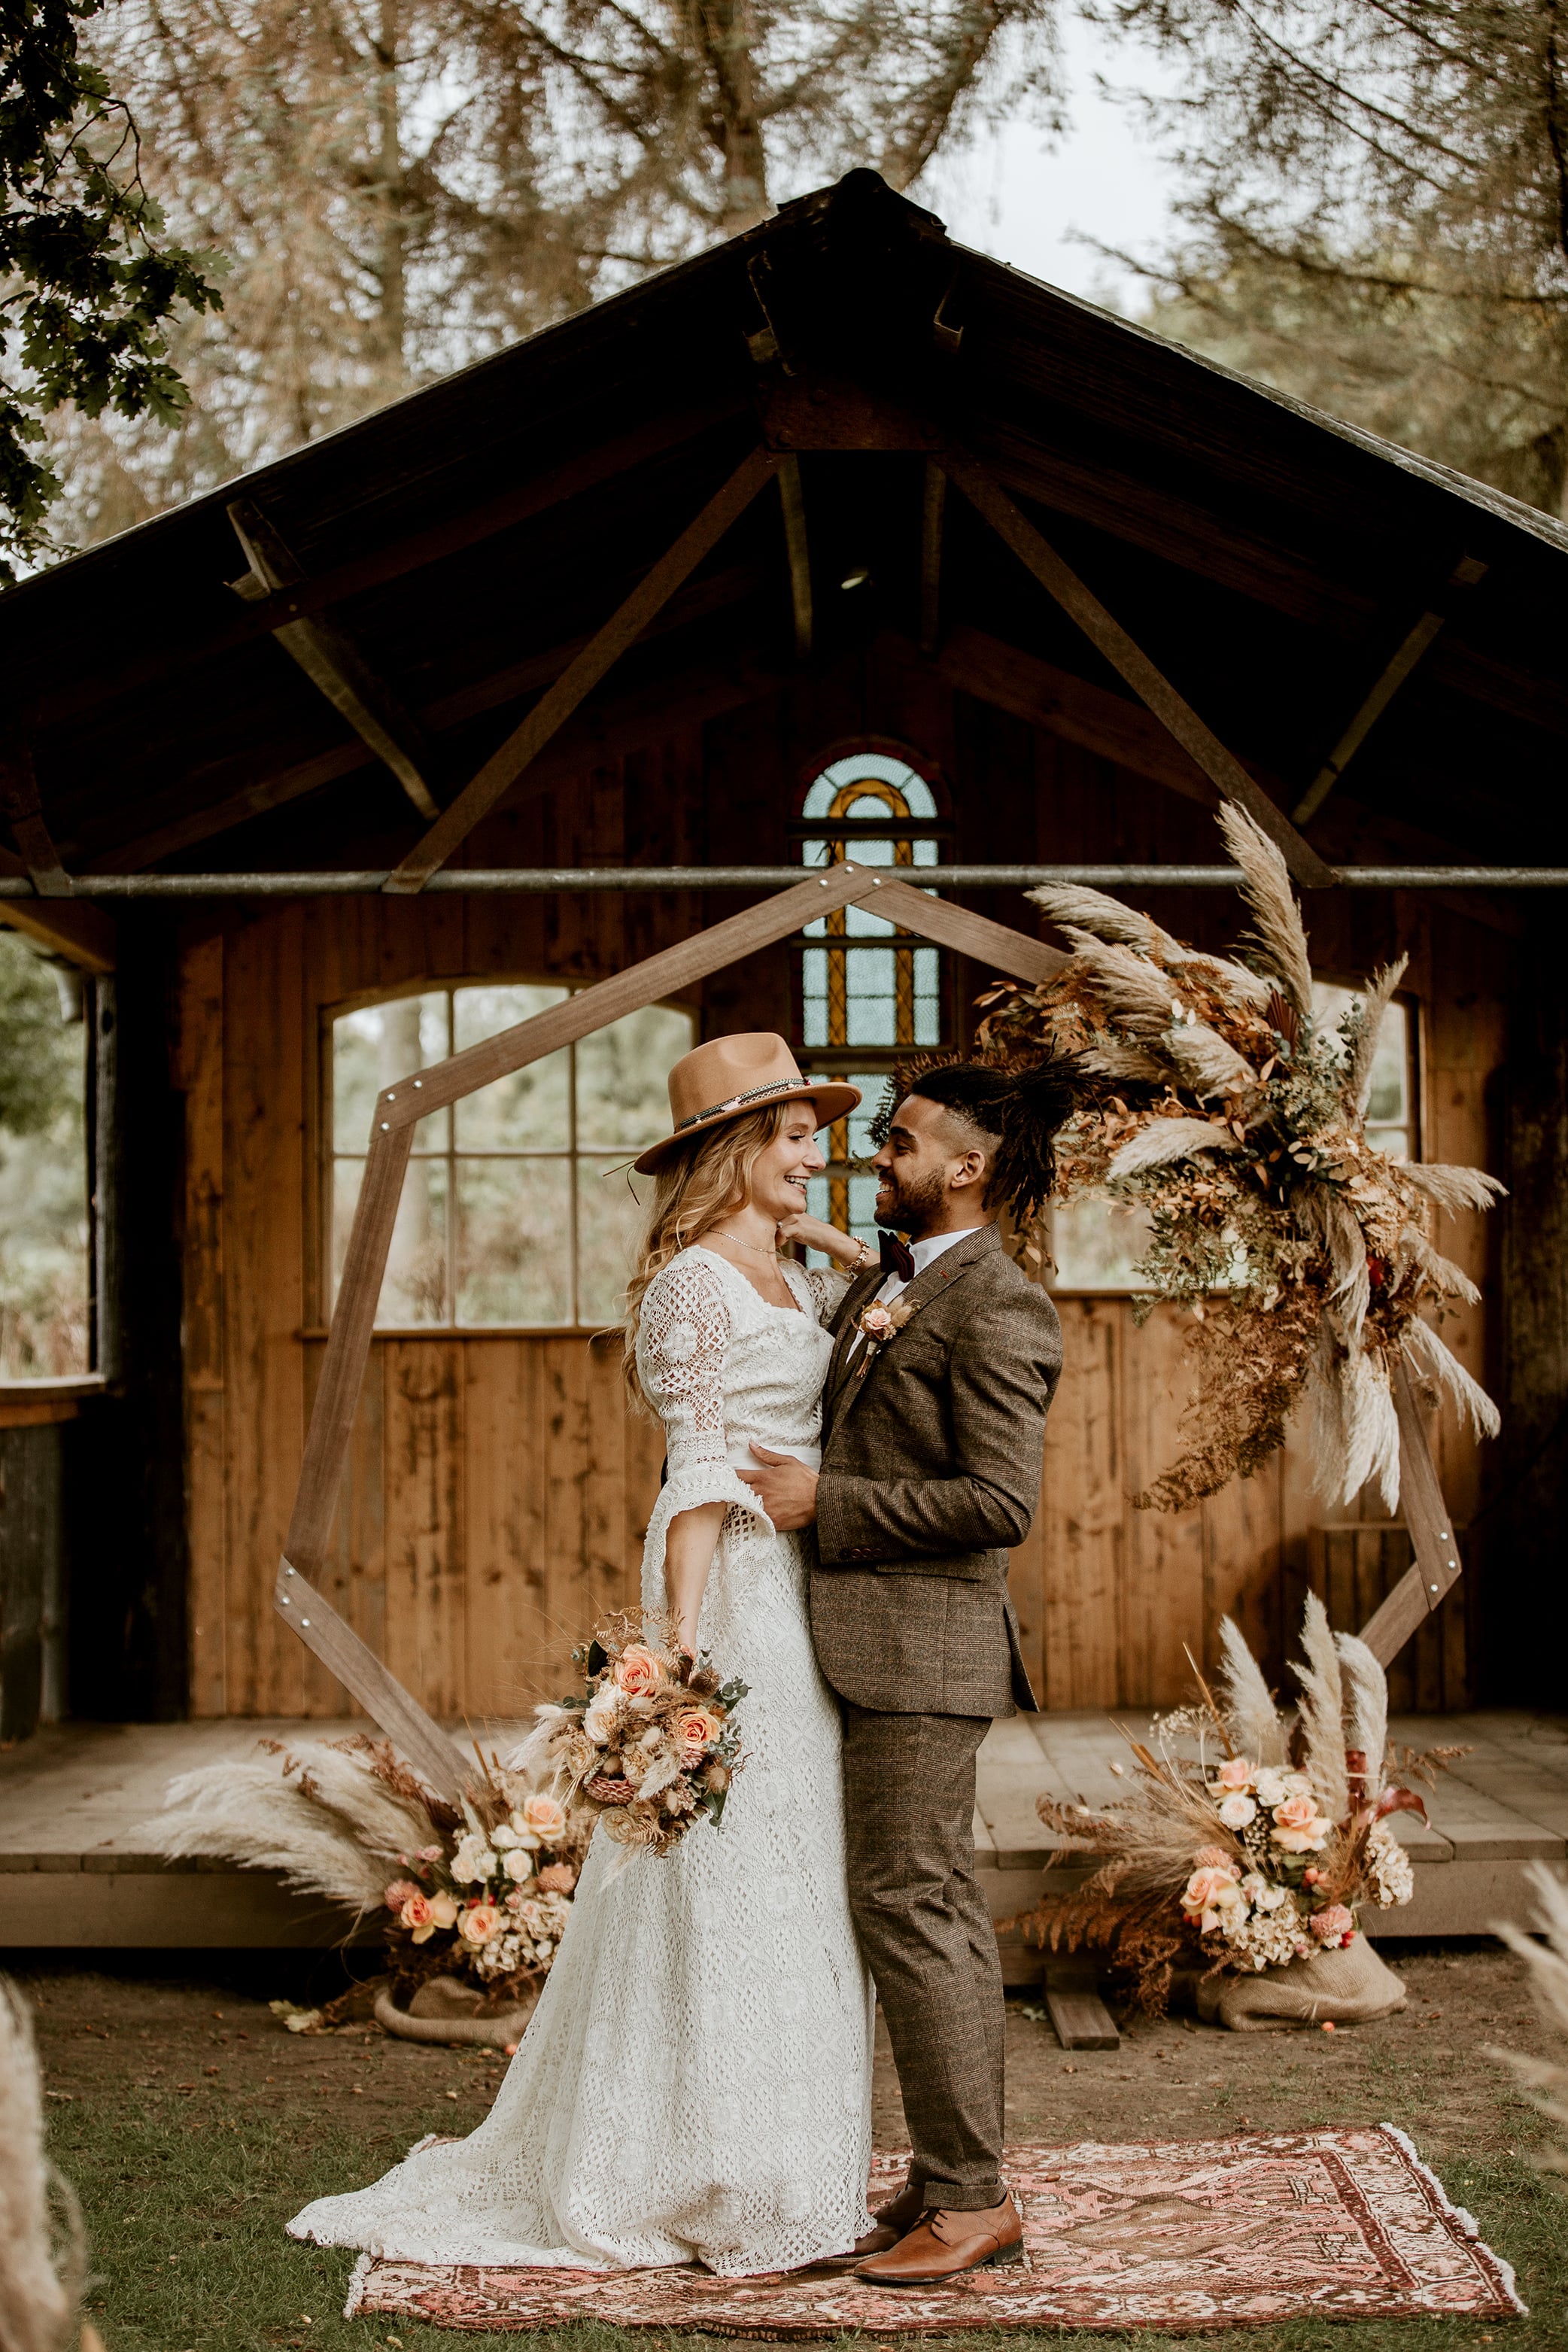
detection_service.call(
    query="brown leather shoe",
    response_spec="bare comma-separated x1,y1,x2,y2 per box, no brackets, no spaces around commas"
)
869,2181,927,2238
788,2223,901,2277
853,2193,1023,2284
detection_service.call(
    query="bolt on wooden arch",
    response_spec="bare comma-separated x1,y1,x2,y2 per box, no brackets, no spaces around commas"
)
273,861,1472,1797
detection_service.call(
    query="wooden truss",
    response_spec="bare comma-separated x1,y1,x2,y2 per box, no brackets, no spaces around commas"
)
275,859,1470,1797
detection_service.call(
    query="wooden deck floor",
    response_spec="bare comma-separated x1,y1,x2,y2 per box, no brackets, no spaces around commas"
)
2,1711,1563,1962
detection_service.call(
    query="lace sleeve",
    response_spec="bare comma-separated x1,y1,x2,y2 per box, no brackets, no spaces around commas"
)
801,1264,852,1325
635,1253,773,1615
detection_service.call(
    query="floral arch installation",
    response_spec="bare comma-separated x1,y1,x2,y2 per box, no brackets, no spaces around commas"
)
273,861,1066,1798
275,862,1469,1802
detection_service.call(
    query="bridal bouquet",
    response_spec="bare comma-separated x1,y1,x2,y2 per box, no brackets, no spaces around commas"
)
518,1612,748,1858
1018,1596,1461,2011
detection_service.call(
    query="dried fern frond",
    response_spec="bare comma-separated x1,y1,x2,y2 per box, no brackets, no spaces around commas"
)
1217,1615,1287,1767
1403,1162,1509,1216
0,1980,85,2352
1402,1318,1502,1442
1108,1117,1244,1178
1334,1633,1388,1794
1490,1864,1568,2184
1292,1593,1350,1823
1217,803,1314,1016
1345,956,1409,1118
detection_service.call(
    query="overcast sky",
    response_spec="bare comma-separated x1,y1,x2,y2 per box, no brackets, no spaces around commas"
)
922,12,1185,315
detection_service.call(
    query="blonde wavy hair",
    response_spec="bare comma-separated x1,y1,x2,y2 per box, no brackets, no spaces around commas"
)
621,1100,792,1414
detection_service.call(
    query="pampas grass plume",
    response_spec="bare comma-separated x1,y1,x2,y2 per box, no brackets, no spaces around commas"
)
0,1979,86,2352
1292,1593,1351,1823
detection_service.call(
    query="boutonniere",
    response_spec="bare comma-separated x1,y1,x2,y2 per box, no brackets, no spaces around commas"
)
854,1296,914,1372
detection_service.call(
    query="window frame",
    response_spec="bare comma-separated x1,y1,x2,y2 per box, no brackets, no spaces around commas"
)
316,974,697,1337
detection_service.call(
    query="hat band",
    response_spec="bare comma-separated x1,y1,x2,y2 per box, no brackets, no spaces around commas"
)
673,1076,808,1134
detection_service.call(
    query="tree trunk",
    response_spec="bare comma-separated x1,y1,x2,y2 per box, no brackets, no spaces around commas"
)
700,2,768,234
375,0,407,385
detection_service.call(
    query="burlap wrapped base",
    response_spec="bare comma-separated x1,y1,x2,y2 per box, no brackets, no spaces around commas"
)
375,1974,537,2048
1197,1934,1407,2031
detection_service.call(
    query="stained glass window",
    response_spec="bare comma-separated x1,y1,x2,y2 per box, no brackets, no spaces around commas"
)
794,752,950,1256
329,987,695,1328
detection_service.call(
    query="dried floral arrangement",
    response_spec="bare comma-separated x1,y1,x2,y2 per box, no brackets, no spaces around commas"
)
515,1611,747,1858
142,1734,589,2011
974,803,1503,1511
1016,1596,1461,2016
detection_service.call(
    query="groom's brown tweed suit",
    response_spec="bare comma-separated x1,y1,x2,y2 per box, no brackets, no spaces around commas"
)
812,1222,1061,2212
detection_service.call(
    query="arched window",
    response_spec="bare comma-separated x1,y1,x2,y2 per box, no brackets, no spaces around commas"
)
327,985,695,1329
793,750,950,1246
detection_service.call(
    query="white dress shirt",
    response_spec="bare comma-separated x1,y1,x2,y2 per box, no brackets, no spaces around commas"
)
844,1225,978,1358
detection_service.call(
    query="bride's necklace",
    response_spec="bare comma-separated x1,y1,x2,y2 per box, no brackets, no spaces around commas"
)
710,1226,781,1263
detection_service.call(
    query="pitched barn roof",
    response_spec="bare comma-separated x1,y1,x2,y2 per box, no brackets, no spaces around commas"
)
3,169,1565,880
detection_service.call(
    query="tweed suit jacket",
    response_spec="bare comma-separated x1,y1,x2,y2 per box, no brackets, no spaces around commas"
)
810,1222,1062,1718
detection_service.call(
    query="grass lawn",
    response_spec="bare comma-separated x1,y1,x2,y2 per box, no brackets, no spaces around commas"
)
20,1939,1563,2352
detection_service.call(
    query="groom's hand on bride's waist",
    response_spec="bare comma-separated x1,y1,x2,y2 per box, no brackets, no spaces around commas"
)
737,1443,819,1530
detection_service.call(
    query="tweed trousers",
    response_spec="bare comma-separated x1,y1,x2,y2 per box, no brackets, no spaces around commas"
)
840,1703,1004,2211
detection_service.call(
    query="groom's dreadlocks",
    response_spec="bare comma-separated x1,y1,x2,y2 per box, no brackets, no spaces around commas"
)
867,1050,1080,1226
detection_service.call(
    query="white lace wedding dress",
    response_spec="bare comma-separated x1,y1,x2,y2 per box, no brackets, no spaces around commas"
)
288,1245,874,2279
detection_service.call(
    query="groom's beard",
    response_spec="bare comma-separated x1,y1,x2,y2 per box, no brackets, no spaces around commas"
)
874,1165,946,1241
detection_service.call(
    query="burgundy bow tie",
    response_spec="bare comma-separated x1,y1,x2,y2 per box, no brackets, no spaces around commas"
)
878,1229,916,1284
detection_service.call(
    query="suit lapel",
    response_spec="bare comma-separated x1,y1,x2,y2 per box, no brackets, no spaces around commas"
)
829,1224,1000,1429
823,1266,885,1418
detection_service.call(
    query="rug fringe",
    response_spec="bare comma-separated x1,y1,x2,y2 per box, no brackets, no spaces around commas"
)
1378,2121,1529,2317
343,2253,371,2320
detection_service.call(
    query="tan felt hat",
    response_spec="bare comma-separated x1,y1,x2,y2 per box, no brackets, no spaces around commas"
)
633,1033,861,1175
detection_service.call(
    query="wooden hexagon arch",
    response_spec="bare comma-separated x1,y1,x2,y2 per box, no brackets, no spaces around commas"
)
275,861,1463,1798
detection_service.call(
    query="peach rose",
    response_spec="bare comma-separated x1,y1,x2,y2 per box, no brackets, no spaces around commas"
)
521,1791,567,1840
613,1645,665,1699
384,1877,421,1911
1272,1791,1329,1852
459,1902,501,1945
860,1305,896,1342
536,1861,576,1895
1309,1904,1355,1946
428,1892,459,1929
399,1893,436,1944
1181,1864,1239,1915
674,1705,722,1755
1216,1758,1254,1790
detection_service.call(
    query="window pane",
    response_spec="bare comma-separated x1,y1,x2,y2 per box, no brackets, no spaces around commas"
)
333,992,449,1153
914,946,940,1044
845,947,897,1044
576,1006,695,1147
0,934,89,1378
802,948,828,1047
576,1156,647,1326
1050,1198,1154,1290
454,1157,571,1325
334,1155,449,1323
454,985,571,1150
1312,982,1412,1133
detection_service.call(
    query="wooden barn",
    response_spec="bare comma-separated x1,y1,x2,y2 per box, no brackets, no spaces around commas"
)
2,169,1566,1868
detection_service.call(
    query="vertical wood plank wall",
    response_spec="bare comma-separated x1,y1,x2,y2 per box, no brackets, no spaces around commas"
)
175,658,1509,1721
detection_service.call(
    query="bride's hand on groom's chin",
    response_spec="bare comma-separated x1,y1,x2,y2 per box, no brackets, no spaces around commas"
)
738,1442,819,1530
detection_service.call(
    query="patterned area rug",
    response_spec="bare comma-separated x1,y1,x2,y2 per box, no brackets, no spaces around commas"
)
345,2129,1524,2335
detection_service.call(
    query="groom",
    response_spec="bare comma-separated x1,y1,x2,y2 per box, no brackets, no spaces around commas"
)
740,1063,1062,2283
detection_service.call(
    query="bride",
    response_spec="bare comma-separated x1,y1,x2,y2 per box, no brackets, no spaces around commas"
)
288,1035,887,2279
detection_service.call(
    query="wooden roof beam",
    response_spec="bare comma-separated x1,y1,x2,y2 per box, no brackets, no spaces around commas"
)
776,456,812,659
940,448,1338,889
227,499,440,820
1293,555,1489,824
384,445,782,894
